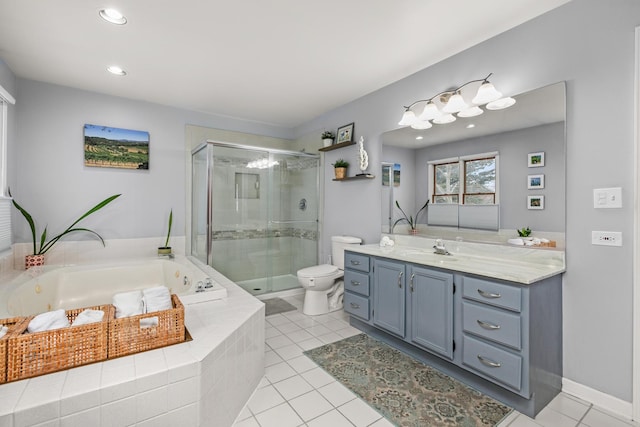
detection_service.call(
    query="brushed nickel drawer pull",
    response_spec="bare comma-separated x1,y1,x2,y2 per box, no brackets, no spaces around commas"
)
477,289,501,299
351,280,361,286
477,355,502,368
350,260,360,265
477,320,501,330
350,302,360,309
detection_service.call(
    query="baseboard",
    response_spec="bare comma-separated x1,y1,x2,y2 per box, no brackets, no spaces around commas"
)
562,377,633,420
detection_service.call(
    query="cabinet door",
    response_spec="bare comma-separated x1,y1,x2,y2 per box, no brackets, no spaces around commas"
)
373,259,406,337
409,266,454,359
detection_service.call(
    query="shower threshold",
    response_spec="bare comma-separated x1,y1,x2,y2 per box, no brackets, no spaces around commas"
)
237,274,302,296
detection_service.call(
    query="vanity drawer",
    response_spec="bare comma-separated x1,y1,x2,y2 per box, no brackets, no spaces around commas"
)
462,301,522,350
345,253,370,272
462,335,522,391
344,292,369,320
344,270,370,296
462,276,522,312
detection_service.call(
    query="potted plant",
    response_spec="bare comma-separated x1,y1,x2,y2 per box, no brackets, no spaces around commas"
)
517,227,532,237
332,159,349,179
158,209,173,256
392,200,429,235
321,131,335,147
11,193,121,268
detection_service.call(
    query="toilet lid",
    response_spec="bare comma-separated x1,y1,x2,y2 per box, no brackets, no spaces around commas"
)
297,264,339,278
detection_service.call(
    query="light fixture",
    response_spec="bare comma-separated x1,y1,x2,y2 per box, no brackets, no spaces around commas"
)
411,120,432,130
107,65,127,76
486,97,516,110
466,124,476,129
457,106,484,118
416,136,424,140
99,8,127,25
432,114,456,124
398,73,514,130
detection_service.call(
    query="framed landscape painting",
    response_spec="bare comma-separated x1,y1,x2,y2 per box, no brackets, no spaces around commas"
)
84,124,149,170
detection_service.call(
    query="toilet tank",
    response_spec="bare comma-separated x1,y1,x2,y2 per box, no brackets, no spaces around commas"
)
331,236,362,269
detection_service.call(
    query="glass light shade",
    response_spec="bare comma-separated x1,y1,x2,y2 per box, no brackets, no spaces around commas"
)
419,102,441,121
99,8,127,25
398,110,417,126
442,93,469,113
432,114,456,124
486,97,516,110
472,82,502,104
411,120,432,130
457,106,483,118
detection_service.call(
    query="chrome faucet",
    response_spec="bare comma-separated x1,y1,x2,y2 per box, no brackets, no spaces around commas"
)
433,239,451,255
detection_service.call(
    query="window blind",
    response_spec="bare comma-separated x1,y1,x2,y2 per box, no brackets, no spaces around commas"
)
0,196,11,252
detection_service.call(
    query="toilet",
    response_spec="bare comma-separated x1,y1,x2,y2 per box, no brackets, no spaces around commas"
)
297,235,362,316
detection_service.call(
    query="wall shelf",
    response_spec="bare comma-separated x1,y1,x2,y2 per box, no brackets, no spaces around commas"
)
318,141,355,152
333,174,375,182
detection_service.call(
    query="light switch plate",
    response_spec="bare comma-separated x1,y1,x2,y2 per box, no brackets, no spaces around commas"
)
593,187,622,208
591,231,622,246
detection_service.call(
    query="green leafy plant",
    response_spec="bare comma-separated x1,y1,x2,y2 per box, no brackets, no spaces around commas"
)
321,131,335,140
162,209,173,248
517,227,532,237
393,200,429,231
332,159,349,168
10,192,121,255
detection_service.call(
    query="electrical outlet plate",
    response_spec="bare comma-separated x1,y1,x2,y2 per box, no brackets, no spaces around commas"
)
593,187,622,208
591,231,622,246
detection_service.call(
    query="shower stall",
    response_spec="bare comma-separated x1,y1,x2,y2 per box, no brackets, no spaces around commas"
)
191,141,320,296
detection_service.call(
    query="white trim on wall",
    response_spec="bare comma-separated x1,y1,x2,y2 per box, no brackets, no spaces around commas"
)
563,378,633,421
633,25,640,423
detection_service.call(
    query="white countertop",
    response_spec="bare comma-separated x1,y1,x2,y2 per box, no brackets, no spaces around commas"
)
347,235,565,285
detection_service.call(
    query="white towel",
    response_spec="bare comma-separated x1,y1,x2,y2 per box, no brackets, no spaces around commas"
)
143,286,172,313
72,309,104,327
0,325,8,339
27,309,70,333
113,290,144,319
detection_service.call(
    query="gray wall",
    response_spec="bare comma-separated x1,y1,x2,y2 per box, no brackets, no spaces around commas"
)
412,122,565,232
11,79,294,245
296,0,639,402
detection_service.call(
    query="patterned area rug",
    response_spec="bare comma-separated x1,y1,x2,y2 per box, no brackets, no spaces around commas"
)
305,334,512,426
263,297,297,316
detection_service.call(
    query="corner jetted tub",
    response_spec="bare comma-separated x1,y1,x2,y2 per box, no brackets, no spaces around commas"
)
0,256,264,427
5,256,227,316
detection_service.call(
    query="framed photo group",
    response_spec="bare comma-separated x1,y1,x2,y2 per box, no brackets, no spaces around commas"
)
527,152,545,210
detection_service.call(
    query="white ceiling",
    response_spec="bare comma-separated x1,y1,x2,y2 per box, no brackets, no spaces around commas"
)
0,0,569,128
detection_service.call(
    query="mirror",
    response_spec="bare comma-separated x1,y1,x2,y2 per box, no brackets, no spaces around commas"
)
381,82,566,242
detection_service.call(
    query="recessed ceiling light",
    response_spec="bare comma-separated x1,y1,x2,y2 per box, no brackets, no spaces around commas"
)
99,8,127,25
466,124,475,129
416,136,423,140
107,65,127,76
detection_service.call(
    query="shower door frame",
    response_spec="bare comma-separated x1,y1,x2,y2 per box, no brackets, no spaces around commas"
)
191,140,320,292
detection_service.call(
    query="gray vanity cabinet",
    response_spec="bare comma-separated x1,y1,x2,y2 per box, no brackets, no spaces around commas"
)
408,266,454,359
372,258,406,337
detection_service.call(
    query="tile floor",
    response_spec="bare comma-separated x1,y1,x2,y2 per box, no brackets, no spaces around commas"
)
232,293,640,427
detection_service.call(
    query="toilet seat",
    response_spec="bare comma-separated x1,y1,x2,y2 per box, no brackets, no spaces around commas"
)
297,264,339,278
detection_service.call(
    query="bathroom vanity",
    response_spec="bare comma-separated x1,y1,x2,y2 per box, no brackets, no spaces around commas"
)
343,238,565,418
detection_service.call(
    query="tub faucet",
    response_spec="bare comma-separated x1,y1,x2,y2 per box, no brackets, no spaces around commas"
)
433,239,451,256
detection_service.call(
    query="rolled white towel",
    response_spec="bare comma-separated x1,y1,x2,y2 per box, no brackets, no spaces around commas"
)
72,309,104,327
113,290,144,319
143,286,172,313
0,325,8,339
28,309,70,333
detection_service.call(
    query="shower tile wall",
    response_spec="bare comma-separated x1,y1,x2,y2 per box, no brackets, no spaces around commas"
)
211,158,317,283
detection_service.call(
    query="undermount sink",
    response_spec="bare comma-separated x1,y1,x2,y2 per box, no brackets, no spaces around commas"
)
397,248,457,261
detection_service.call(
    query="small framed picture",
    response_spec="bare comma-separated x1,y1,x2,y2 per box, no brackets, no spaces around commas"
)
528,151,545,167
336,122,354,144
527,174,545,189
527,195,544,210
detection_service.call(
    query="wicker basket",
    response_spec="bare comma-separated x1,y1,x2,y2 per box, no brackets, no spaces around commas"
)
7,305,113,382
108,294,185,359
0,317,27,383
